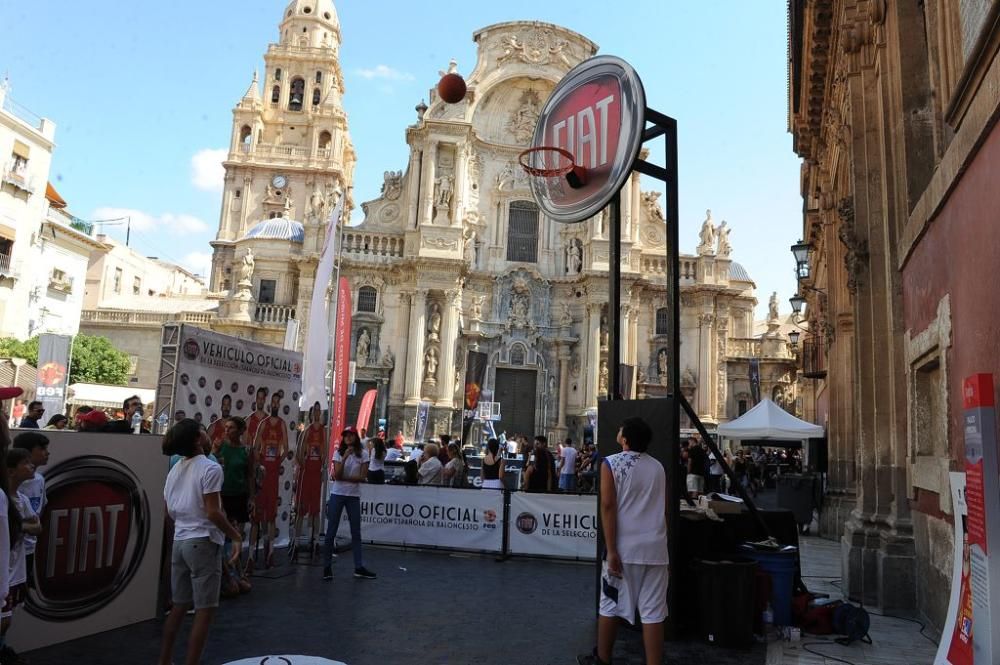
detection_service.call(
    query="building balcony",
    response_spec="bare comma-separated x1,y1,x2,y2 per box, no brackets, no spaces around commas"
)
342,231,404,261
727,337,762,358
1,168,36,196
227,143,340,169
801,335,827,379
253,303,295,325
47,276,73,294
46,205,93,235
80,309,215,327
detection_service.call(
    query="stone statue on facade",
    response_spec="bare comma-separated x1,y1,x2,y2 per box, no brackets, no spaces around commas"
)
471,296,485,321
600,315,609,348
434,174,453,209
682,367,697,387
768,291,780,323
509,92,541,145
697,210,716,255
381,170,403,201
566,240,582,274
599,361,609,395
464,229,478,265
558,302,573,327
658,349,668,377
424,347,439,383
239,250,255,286
428,303,442,341
307,186,327,223
356,329,370,368
510,291,529,324
716,221,732,258
381,346,395,367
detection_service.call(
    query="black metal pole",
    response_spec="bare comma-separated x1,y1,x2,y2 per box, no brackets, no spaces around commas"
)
608,192,622,400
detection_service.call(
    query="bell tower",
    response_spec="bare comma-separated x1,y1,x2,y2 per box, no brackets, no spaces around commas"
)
209,0,355,294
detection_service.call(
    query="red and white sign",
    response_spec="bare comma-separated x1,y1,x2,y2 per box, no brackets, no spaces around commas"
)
329,277,352,460
530,55,646,224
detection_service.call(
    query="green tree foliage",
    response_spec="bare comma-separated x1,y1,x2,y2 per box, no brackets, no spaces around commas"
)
0,334,131,386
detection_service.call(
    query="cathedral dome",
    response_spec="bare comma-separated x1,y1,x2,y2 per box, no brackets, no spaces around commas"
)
282,0,339,30
242,217,305,243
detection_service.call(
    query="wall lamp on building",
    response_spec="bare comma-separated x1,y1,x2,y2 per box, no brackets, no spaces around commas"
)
790,239,811,280
788,330,801,349
789,285,825,318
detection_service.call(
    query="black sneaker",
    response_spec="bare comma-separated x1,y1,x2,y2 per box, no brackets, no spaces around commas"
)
577,649,611,665
322,566,333,581
354,566,376,579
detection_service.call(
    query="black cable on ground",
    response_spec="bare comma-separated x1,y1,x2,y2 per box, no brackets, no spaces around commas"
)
866,609,939,646
801,641,861,665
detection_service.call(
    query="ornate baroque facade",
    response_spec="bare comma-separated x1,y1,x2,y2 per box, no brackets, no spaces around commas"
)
201,9,797,444
789,0,1000,629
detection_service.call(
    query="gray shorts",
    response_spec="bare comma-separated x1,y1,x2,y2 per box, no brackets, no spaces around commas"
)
171,537,222,610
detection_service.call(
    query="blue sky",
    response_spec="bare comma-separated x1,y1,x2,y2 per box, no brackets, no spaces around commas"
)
1,1,802,317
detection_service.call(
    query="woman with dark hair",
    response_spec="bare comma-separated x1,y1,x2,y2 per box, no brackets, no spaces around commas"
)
158,419,242,665
213,416,254,596
43,414,68,430
367,437,387,484
0,415,23,664
481,438,505,490
322,429,376,581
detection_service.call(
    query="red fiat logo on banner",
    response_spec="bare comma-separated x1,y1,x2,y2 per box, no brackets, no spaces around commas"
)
28,457,150,621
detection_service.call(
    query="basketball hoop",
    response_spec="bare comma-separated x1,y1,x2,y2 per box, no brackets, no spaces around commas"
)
518,146,589,189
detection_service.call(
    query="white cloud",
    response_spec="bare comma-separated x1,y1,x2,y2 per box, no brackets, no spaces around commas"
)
90,207,209,234
355,64,414,81
182,251,213,278
190,148,227,192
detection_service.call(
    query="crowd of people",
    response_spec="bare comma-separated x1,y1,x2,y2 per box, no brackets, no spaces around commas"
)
681,435,804,499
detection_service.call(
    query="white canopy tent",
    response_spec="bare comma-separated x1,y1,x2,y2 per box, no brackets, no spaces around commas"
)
66,383,156,411
718,398,824,443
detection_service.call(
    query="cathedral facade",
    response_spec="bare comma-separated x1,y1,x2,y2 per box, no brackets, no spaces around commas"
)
205,8,797,442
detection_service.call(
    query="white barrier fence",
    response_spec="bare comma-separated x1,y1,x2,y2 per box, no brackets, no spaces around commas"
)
336,485,505,553
509,492,598,560
333,484,598,560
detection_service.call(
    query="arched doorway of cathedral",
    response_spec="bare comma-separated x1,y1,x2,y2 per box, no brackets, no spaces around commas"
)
490,342,548,439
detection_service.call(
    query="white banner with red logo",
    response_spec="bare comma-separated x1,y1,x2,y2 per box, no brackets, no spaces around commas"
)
35,333,72,417
336,484,504,553
329,277,351,458
508,492,597,560
173,325,302,547
8,431,167,652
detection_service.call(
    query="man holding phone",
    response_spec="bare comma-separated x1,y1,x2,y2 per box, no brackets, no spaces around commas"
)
578,417,669,665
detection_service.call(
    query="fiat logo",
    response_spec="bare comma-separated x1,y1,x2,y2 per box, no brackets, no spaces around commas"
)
27,456,150,621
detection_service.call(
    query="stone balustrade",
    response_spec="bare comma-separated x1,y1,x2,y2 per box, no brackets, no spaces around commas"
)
254,303,295,324
726,337,762,358
80,310,215,326
342,232,404,260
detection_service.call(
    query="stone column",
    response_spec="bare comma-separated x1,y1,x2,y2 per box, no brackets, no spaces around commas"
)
697,313,714,418
586,303,601,407
419,143,437,227
404,289,427,404
436,289,460,407
631,171,642,242
453,145,466,227
406,150,421,230
390,291,409,403
558,346,570,429
622,179,632,240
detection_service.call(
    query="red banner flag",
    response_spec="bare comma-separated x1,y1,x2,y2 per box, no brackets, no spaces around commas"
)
329,277,352,463
355,389,378,434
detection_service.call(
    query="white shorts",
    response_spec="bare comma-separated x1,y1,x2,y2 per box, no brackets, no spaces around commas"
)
599,560,669,624
686,474,704,494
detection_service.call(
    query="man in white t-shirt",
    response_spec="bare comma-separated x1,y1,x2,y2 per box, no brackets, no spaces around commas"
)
579,417,669,665
558,439,579,492
12,431,49,586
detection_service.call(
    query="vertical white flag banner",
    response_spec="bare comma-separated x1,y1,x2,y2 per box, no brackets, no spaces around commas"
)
300,197,343,410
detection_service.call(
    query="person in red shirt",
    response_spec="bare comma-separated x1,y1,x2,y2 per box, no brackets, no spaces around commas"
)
294,402,327,557
206,394,232,450
245,387,269,450
248,390,287,569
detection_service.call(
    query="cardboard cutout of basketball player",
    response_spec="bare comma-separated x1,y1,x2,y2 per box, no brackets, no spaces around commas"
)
206,393,232,448
294,401,327,554
246,387,269,445
249,390,288,567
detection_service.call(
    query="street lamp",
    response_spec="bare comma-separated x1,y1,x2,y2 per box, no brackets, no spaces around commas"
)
789,293,806,315
791,240,811,280
788,330,801,348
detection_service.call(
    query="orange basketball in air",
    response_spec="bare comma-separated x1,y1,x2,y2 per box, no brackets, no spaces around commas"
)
437,73,467,104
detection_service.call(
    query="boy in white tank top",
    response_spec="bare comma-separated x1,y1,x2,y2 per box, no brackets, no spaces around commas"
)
578,416,669,665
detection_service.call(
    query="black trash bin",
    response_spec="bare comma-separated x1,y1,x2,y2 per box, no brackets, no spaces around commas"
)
776,472,816,526
694,556,758,647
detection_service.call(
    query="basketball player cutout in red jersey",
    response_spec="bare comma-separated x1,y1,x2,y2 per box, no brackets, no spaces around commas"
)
250,389,287,568
294,402,327,556
246,387,269,449
206,393,233,450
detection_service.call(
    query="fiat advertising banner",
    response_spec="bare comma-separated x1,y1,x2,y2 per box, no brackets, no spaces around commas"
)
508,492,597,560
337,484,504,553
8,431,166,652
174,325,303,547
